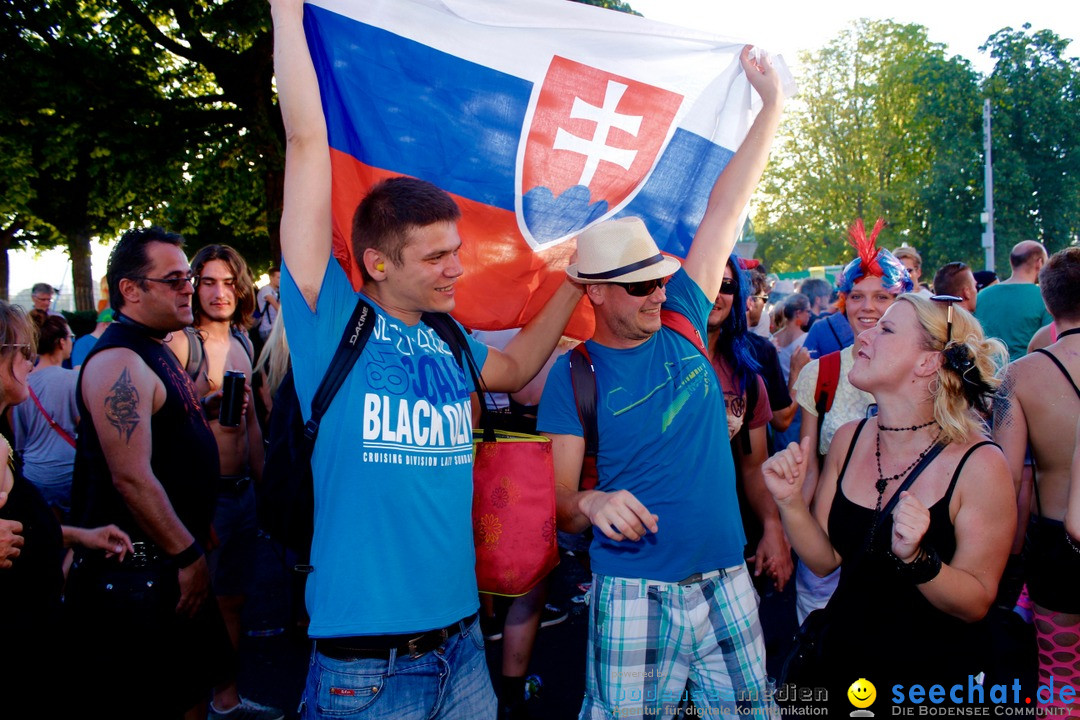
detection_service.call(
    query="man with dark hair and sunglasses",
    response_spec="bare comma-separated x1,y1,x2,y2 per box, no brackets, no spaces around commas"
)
537,46,783,720
67,226,234,718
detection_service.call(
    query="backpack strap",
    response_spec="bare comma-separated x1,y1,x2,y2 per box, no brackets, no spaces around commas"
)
419,312,488,439
659,309,707,357
569,343,599,490
813,350,842,444
231,325,255,365
305,297,376,444
182,326,206,382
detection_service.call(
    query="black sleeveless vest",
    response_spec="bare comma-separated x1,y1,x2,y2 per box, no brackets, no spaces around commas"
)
71,322,220,545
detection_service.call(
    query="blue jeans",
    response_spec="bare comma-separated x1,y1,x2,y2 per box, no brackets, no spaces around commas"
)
300,616,496,719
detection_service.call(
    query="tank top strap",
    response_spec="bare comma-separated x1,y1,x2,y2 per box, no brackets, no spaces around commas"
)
1033,348,1080,400
943,440,997,504
836,418,869,483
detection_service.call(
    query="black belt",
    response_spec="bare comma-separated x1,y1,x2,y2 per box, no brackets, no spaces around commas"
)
676,568,726,585
315,613,477,660
220,474,251,495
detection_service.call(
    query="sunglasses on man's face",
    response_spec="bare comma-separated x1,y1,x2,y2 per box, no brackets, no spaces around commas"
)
718,278,738,296
614,277,668,297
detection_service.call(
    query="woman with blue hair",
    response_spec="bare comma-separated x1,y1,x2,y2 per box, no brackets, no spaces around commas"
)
706,254,793,592
789,219,914,624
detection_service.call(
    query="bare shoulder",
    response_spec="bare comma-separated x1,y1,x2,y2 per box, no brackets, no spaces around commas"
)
163,328,190,366
955,439,1011,496
825,418,863,459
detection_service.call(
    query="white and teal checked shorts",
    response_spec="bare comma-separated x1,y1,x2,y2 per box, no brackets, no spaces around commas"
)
580,564,778,720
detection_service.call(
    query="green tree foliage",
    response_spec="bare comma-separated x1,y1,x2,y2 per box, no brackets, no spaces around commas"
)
981,25,1080,269
0,0,182,307
107,0,280,272
754,20,984,273
570,0,640,15
0,0,280,307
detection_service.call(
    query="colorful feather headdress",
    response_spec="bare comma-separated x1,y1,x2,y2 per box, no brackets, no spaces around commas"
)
835,218,914,295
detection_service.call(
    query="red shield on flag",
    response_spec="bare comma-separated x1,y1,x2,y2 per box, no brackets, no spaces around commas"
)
517,55,683,249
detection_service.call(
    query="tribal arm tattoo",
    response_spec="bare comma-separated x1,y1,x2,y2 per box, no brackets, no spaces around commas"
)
105,367,140,443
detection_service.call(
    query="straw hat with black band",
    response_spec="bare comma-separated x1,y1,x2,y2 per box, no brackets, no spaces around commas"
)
565,217,681,284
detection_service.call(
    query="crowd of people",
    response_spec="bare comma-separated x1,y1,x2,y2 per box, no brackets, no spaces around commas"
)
1,4,1079,719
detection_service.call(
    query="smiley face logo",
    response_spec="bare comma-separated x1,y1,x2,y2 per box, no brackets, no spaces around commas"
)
847,678,876,709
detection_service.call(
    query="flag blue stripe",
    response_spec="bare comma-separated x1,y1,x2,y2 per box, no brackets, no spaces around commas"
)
307,4,530,211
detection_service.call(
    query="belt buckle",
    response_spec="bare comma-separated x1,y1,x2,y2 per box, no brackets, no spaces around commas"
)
407,628,448,659
130,541,152,567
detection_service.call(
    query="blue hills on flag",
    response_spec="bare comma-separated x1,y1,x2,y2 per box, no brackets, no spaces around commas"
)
305,0,795,335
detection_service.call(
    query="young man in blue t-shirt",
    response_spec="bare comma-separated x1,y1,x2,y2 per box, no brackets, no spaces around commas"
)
271,2,584,718
537,47,784,720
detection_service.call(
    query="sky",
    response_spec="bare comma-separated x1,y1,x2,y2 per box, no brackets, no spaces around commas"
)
631,0,1079,77
10,0,1080,307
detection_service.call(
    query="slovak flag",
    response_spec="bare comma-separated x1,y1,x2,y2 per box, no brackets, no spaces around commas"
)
305,0,792,336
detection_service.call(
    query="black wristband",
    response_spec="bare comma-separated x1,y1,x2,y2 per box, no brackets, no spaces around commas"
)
171,541,204,569
890,544,942,584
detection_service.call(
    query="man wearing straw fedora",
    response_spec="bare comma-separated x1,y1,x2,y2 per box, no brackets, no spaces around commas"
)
538,46,784,720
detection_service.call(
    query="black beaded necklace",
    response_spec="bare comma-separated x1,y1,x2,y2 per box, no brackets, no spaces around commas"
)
878,418,936,432
870,425,942,545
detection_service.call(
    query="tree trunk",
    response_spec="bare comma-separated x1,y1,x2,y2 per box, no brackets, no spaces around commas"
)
67,229,95,312
0,227,13,302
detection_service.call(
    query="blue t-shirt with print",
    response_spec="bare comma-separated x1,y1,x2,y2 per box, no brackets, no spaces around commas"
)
282,258,489,637
537,270,745,582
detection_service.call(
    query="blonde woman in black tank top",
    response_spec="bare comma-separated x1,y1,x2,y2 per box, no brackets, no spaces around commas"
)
762,294,1015,709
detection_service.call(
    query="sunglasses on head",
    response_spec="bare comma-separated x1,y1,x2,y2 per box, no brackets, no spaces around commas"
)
614,276,668,297
718,278,738,296
930,294,963,343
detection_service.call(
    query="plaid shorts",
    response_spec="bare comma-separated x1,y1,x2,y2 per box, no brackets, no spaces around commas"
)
581,564,777,720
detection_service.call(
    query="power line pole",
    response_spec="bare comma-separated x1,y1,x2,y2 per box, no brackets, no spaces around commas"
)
981,99,995,272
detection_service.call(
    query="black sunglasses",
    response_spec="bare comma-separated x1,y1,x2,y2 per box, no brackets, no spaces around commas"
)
614,276,668,297
930,294,963,343
130,271,195,292
718,278,738,296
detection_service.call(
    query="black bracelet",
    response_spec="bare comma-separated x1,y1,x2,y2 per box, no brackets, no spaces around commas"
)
890,544,942,584
171,541,204,569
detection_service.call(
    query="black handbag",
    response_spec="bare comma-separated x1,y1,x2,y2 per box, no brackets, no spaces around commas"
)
65,542,179,631
777,421,946,691
777,605,831,688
